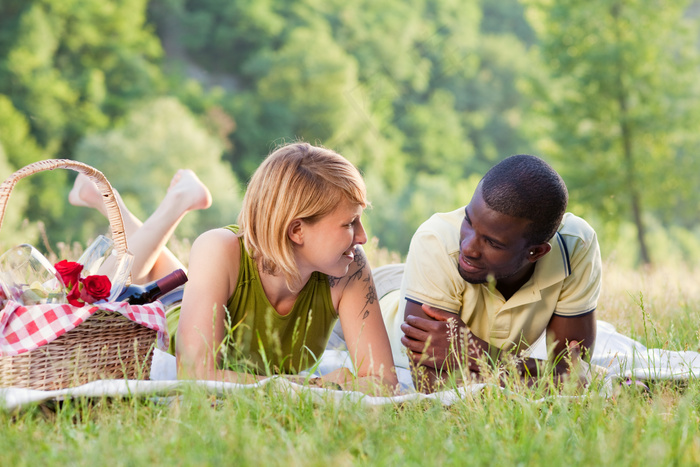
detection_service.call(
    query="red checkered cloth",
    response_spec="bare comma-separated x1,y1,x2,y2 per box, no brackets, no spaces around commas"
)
0,300,169,357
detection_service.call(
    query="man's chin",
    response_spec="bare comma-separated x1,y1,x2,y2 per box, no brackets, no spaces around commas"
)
457,266,488,284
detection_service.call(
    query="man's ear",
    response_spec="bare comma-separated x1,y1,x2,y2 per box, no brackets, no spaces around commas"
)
528,242,552,262
288,219,304,245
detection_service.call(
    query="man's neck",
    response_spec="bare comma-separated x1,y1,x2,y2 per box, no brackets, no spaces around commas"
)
496,263,537,301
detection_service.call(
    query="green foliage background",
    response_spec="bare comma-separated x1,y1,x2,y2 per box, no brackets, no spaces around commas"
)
1,0,699,267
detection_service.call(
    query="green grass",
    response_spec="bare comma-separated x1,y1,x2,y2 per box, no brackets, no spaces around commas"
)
2,253,700,466
2,381,700,466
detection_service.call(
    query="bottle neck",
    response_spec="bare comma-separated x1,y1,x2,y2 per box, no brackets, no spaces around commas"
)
154,269,188,295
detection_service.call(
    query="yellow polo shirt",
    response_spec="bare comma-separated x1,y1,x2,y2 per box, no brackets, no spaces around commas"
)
381,209,602,369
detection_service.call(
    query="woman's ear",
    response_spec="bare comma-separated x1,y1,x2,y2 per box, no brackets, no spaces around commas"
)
288,219,304,245
528,242,552,262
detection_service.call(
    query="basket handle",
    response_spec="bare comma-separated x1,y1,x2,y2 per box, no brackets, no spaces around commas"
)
0,159,128,258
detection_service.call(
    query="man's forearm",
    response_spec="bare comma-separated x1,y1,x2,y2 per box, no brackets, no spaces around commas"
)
410,360,482,393
410,329,489,393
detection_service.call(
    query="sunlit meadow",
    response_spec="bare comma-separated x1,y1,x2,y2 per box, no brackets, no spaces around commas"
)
1,241,700,466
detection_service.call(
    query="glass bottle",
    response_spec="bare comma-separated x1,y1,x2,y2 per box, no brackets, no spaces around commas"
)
116,269,188,305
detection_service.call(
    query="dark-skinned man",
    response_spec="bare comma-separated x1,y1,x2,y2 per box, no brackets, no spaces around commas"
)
380,155,602,392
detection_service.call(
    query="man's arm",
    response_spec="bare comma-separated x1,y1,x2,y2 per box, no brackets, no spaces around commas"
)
516,311,596,387
400,300,489,393
545,311,596,376
402,298,597,391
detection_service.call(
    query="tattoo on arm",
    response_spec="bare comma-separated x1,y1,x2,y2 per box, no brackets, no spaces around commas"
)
328,246,366,289
351,249,376,319
346,249,366,283
328,247,377,319
361,283,377,319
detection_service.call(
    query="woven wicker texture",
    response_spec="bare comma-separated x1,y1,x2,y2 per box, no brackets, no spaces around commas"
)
0,160,156,390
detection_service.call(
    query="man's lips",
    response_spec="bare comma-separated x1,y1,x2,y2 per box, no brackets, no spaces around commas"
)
459,255,482,273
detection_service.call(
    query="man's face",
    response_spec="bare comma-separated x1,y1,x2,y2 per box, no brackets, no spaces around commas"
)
457,187,533,286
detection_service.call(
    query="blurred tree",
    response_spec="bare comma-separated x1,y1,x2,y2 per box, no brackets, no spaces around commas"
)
0,0,167,246
163,0,286,80
0,94,50,250
0,95,44,171
147,0,550,255
0,154,33,251
229,23,364,175
0,0,164,153
480,0,538,46
524,0,700,265
0,0,556,255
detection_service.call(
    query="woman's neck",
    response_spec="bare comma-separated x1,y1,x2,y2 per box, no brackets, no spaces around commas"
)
257,264,309,316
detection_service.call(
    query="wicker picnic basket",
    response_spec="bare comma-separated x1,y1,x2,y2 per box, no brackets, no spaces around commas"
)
0,160,157,391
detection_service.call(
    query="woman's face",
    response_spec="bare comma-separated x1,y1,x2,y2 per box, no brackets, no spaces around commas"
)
295,200,367,278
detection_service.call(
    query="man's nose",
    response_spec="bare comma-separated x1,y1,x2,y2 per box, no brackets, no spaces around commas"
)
461,232,480,258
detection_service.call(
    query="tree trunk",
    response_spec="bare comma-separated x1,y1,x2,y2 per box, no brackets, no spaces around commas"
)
613,2,651,265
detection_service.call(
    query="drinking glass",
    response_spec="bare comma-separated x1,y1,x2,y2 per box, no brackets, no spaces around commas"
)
77,235,114,277
77,235,134,302
0,244,67,305
104,249,134,302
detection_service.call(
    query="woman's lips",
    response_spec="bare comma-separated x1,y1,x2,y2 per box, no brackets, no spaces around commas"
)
343,248,355,261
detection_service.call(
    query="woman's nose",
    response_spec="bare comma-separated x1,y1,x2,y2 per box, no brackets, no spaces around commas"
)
355,221,368,245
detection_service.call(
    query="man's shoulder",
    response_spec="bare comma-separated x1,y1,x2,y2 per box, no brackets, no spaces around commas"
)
556,213,601,268
557,213,597,244
407,207,465,259
414,207,464,239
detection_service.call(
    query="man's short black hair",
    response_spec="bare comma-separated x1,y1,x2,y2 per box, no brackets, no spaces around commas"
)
480,154,568,245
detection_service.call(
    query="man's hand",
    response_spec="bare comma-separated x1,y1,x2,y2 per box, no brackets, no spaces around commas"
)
546,312,596,385
562,340,591,389
401,303,486,373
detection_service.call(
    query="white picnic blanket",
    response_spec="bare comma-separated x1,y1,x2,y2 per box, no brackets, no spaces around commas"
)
1,319,698,412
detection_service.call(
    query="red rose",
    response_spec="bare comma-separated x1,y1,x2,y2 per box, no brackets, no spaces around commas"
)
54,260,83,289
66,283,83,307
80,275,111,303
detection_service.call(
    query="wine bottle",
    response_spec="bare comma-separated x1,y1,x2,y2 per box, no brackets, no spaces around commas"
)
116,269,188,305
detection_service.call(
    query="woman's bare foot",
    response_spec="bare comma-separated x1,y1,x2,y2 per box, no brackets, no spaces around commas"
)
166,169,212,212
68,174,110,216
70,169,212,216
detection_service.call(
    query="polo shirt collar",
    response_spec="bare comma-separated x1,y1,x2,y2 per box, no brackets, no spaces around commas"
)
498,232,571,308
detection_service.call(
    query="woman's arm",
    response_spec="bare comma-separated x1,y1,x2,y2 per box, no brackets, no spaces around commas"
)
330,246,399,394
175,229,265,384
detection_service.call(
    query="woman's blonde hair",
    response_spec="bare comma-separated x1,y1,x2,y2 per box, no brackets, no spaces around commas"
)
237,142,368,289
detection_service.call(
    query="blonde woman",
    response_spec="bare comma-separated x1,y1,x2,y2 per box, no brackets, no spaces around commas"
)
70,143,397,393
174,143,397,392
169,143,395,392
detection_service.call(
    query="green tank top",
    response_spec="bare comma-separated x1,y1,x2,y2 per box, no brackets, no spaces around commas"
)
166,225,337,374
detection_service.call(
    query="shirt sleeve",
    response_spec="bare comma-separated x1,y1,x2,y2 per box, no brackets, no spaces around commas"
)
402,225,464,314
553,226,602,317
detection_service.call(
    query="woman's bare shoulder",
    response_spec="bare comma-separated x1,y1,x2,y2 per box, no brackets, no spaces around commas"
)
192,227,241,250
189,228,242,271
186,228,242,299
